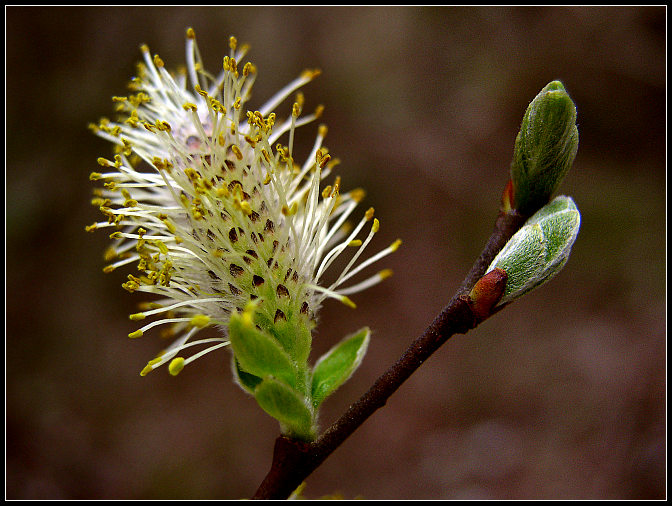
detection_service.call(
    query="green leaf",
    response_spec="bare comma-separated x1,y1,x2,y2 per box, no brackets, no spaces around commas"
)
228,311,297,390
311,327,370,408
255,377,315,441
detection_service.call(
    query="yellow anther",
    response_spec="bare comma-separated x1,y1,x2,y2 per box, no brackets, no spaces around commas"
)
186,27,196,39
97,157,110,167
122,281,139,293
371,218,380,233
390,239,402,252
210,98,225,114
282,202,298,216
153,54,164,68
155,120,172,132
129,313,146,321
161,217,176,234
110,231,123,239
128,329,144,339
190,314,211,328
90,197,106,208
102,265,116,273
152,157,173,171
318,124,328,138
125,110,140,127
341,296,357,309
231,144,243,160
350,188,366,203
103,247,117,261
169,357,185,376
292,102,301,118
85,223,97,232
238,200,253,215
140,44,150,55
243,62,254,76
183,102,198,112
365,207,375,221
301,68,322,80
140,357,163,376
349,239,363,247
229,36,237,51
317,152,331,169
379,268,394,280
112,96,127,102
194,84,208,97
241,303,256,327
153,239,169,255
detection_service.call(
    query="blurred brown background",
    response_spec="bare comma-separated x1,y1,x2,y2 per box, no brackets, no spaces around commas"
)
6,6,666,500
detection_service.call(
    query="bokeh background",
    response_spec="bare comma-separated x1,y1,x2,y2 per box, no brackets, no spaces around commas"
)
6,6,666,500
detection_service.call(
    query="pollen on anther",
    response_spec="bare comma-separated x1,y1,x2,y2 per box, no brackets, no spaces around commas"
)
169,357,185,376
390,239,402,252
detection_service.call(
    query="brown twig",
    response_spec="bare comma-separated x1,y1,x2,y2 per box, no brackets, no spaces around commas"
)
252,207,529,500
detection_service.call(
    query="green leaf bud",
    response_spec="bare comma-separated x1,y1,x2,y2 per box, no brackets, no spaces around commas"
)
486,195,581,305
511,81,579,215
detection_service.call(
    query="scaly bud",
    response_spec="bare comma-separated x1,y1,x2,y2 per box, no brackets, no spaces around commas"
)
510,81,579,215
486,195,581,306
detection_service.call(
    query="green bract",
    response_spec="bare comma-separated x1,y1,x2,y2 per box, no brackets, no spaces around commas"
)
511,81,579,215
486,195,581,306
229,307,371,441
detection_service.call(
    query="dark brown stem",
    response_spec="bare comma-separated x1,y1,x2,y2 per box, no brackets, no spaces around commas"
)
252,208,529,500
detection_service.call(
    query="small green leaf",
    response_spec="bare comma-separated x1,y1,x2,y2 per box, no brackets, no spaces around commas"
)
311,327,370,408
228,311,297,389
255,377,315,441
